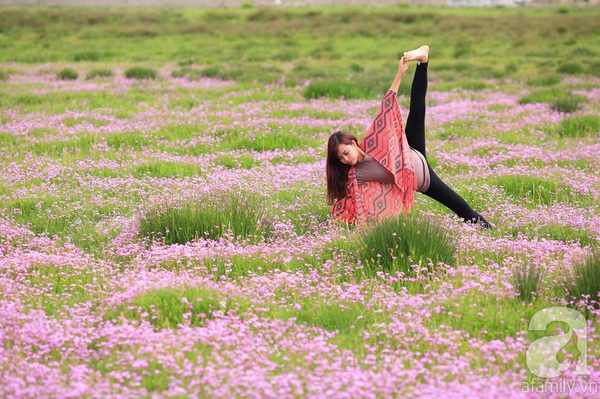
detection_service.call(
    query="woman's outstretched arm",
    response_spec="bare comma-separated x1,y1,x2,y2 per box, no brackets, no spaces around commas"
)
389,56,409,93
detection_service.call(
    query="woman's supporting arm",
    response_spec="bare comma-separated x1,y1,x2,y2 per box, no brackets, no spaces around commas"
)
389,56,409,93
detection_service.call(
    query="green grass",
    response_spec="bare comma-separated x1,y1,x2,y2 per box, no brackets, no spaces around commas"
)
2,196,129,255
156,124,206,142
1,8,598,86
558,115,600,138
519,88,587,113
138,191,273,245
274,187,331,235
589,61,600,77
205,123,324,152
433,79,495,92
568,252,600,308
514,263,542,303
214,154,261,169
429,294,556,342
526,75,561,87
0,132,18,146
505,223,595,247
132,161,204,179
0,261,107,316
104,286,251,329
12,93,47,106
169,97,199,109
0,90,157,114
494,175,574,207
303,80,376,100
2,122,322,161
139,252,325,278
268,295,389,355
26,132,148,157
287,202,331,236
86,69,114,79
204,253,338,280
63,116,110,128
357,213,456,279
269,153,316,166
223,131,317,151
556,62,584,75
73,51,102,62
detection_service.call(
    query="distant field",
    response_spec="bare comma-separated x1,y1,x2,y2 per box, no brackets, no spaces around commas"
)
0,7,599,88
1,6,600,398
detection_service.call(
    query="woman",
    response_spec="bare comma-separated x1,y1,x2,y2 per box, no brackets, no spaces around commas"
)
326,45,491,228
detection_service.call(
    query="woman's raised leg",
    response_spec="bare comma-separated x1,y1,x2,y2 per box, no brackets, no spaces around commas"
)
403,45,429,157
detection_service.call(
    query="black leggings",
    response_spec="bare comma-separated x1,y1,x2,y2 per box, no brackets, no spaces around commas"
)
404,63,488,227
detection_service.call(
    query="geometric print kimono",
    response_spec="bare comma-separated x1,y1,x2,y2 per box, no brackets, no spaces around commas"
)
332,90,417,223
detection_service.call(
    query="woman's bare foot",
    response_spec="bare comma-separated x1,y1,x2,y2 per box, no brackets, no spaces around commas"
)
403,45,429,63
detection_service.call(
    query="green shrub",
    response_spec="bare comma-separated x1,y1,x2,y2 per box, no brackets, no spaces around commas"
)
178,59,193,67
0,70,6,80
357,213,456,278
291,61,327,80
556,63,584,75
559,115,600,138
589,62,600,77
73,51,101,62
222,131,315,152
14,93,44,105
303,80,374,100
519,89,586,113
273,50,298,62
171,68,190,78
247,8,284,22
139,191,273,245
56,68,78,80
526,75,560,87
458,80,493,91
513,264,541,302
453,42,471,58
332,10,363,23
284,77,297,88
215,155,261,169
569,252,600,307
553,97,585,113
350,63,364,73
570,47,595,57
124,66,157,80
504,62,518,75
200,66,220,78
86,69,114,79
519,89,563,105
202,10,240,23
133,161,203,179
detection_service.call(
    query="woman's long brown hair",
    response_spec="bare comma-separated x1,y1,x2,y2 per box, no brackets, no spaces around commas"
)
326,131,359,205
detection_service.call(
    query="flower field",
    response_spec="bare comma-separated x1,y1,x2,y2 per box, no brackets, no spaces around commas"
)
1,6,600,398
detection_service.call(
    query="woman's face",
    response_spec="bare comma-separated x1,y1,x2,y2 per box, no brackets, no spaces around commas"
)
337,141,360,166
